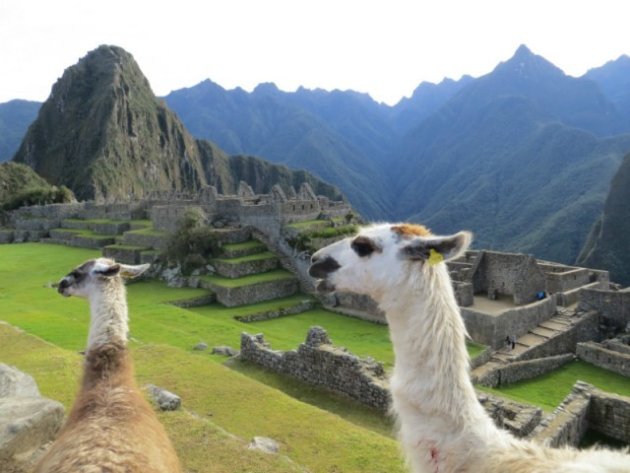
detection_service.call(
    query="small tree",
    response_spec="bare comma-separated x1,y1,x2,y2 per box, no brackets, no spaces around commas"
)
162,209,218,275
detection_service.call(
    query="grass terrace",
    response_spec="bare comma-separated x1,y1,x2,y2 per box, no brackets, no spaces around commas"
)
213,251,277,264
481,360,630,412
201,269,295,288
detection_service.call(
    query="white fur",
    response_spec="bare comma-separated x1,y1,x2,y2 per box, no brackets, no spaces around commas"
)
58,258,147,349
312,224,630,473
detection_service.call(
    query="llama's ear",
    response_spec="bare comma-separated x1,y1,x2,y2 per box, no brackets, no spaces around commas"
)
118,263,150,279
93,262,121,278
401,231,472,263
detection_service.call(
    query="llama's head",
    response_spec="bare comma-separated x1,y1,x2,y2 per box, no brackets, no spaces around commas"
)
56,258,149,298
309,223,471,301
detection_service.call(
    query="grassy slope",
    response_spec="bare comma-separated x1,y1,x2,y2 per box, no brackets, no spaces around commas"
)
0,243,404,472
2,243,628,469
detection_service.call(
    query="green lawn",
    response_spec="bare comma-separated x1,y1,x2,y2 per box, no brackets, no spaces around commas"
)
0,243,405,472
2,242,629,471
481,360,630,411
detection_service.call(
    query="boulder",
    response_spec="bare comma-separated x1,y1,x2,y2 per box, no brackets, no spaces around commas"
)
0,364,40,398
193,342,209,351
248,436,279,454
0,366,64,473
212,346,239,357
146,385,181,411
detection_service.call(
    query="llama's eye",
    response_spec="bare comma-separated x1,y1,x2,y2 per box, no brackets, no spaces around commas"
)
351,236,376,257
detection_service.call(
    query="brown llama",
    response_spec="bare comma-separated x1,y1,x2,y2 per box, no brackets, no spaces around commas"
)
35,258,182,473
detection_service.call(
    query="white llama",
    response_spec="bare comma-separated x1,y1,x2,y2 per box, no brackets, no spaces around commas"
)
35,258,182,473
309,223,629,473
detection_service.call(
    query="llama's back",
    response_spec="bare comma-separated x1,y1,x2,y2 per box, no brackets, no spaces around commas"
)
34,392,181,473
34,345,182,473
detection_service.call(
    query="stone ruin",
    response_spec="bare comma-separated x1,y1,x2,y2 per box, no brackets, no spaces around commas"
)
0,182,352,245
240,327,545,438
0,364,64,473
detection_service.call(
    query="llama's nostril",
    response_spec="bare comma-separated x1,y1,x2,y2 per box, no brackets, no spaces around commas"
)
309,256,341,278
57,278,70,294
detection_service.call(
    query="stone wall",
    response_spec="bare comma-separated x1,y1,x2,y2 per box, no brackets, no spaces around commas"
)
471,251,546,305
579,287,630,330
240,327,391,410
589,389,630,443
203,277,298,307
531,381,630,446
531,381,592,447
461,297,556,348
453,281,474,307
545,268,591,294
241,328,543,437
577,341,630,377
477,354,575,388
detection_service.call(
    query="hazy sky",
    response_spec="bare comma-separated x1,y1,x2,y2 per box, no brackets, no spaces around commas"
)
1,0,629,105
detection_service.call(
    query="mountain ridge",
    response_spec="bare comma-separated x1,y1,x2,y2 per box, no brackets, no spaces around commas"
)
12,45,342,203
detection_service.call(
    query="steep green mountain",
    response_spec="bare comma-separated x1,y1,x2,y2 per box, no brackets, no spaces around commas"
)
164,81,391,218
0,162,74,210
584,55,630,130
13,46,341,202
391,46,630,263
0,100,41,162
578,153,630,285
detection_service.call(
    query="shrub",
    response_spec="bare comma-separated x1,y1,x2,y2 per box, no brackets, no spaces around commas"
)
1,185,75,211
162,209,218,275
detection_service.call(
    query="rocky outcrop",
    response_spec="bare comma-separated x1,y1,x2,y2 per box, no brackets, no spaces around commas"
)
0,364,64,473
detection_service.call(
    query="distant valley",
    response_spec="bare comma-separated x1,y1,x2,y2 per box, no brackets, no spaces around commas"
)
3,45,630,277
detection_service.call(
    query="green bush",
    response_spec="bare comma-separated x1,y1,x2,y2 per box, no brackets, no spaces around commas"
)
162,209,218,275
1,185,74,211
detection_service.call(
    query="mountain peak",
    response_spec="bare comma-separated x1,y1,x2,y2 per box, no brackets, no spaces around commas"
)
253,82,280,95
513,44,534,58
494,44,564,80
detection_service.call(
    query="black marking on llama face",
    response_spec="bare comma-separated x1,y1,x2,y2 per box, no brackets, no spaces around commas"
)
351,236,380,257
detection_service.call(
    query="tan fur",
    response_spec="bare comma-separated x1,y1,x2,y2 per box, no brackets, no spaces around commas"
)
36,344,181,473
35,259,182,473
391,224,432,238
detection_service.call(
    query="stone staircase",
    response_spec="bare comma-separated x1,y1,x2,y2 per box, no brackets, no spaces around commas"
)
492,312,575,363
104,221,167,264
199,228,300,307
471,308,586,382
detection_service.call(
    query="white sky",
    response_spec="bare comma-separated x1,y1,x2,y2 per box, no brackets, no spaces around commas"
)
1,0,629,105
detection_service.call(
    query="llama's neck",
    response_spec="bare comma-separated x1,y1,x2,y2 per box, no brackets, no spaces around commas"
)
381,264,505,470
86,281,129,350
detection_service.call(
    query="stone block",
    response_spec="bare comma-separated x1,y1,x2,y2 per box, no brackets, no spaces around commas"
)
212,255,279,279
202,277,298,307
146,385,181,411
0,365,40,398
0,397,65,472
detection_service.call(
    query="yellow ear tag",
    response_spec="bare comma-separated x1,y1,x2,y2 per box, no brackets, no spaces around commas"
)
428,248,444,266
